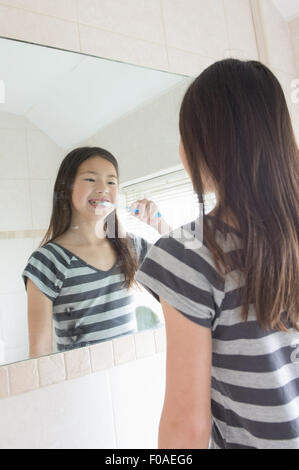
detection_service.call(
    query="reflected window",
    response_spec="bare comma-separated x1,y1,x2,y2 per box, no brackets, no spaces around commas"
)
119,168,217,327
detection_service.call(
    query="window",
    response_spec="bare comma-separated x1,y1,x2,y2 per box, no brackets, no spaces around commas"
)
119,168,216,243
118,168,217,329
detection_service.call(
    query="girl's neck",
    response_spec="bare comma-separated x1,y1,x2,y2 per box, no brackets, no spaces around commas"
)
62,219,107,247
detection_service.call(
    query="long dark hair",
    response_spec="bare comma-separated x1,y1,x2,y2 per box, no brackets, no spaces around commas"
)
40,147,138,289
179,59,299,331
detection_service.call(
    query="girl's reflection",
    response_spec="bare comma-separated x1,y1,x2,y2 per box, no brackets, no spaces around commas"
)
22,146,169,356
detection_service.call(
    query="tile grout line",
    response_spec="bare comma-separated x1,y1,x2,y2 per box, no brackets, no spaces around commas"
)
249,0,269,65
0,1,78,25
74,0,82,53
86,345,92,375
249,0,262,62
1,328,165,399
25,128,35,231
35,358,40,389
0,229,46,240
0,2,167,49
159,0,170,71
221,0,232,55
6,365,11,397
107,369,119,448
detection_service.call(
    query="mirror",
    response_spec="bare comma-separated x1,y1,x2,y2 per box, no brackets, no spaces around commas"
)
0,36,195,365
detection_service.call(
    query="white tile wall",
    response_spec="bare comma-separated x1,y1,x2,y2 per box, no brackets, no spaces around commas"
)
0,179,32,231
167,48,216,76
0,333,166,448
64,346,92,380
154,327,166,354
0,113,62,365
0,370,116,449
134,329,156,359
8,358,39,395
0,366,9,399
289,16,299,75
223,0,258,59
0,0,78,22
77,0,165,44
112,334,136,365
30,179,54,230
0,238,33,294
0,4,80,51
38,353,66,387
27,130,64,179
83,82,186,183
0,113,36,130
259,0,297,76
0,290,28,347
79,24,169,70
162,0,228,59
89,340,114,372
109,353,166,448
0,129,29,179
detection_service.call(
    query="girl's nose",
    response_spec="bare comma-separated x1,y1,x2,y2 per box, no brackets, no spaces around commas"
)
95,183,109,193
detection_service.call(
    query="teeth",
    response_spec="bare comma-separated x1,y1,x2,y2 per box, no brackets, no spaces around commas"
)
89,200,108,206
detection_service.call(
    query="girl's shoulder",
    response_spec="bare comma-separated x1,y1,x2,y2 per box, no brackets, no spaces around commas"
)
22,242,73,302
27,241,74,272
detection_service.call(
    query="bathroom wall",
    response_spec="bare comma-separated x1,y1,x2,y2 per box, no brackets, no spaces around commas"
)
0,0,297,449
256,0,299,143
289,16,299,75
0,112,64,365
81,80,189,183
0,330,166,449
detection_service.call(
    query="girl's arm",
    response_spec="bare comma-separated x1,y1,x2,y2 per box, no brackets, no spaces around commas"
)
158,297,212,449
26,278,53,358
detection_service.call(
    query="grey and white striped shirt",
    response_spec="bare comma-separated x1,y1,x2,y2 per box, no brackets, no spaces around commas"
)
135,214,299,449
22,234,149,351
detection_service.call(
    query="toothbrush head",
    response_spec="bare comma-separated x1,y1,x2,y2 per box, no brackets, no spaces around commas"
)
98,201,113,207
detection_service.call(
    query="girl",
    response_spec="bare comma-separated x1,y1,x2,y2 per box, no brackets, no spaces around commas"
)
136,59,299,449
23,146,167,356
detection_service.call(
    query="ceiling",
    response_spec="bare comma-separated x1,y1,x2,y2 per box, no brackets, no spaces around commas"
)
272,0,299,21
0,38,186,149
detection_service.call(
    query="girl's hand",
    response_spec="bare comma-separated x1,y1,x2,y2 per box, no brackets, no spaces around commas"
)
129,199,171,235
129,199,159,225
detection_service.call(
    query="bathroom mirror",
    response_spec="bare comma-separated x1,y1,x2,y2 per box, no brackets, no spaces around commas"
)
0,36,197,366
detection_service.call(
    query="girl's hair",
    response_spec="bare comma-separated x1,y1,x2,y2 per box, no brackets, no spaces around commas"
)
179,59,299,332
40,146,138,289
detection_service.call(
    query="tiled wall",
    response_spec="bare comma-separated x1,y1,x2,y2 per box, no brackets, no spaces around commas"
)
0,113,64,365
257,0,299,143
81,80,189,182
0,0,258,73
289,16,299,75
0,328,166,448
0,327,165,398
0,0,298,449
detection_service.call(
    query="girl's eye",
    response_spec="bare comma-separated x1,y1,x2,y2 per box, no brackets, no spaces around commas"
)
84,178,95,182
108,181,117,185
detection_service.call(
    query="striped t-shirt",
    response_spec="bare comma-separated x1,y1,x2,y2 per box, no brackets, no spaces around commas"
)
23,234,149,351
135,214,299,449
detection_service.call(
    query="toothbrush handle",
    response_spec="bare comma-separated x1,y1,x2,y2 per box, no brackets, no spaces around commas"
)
128,207,162,218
